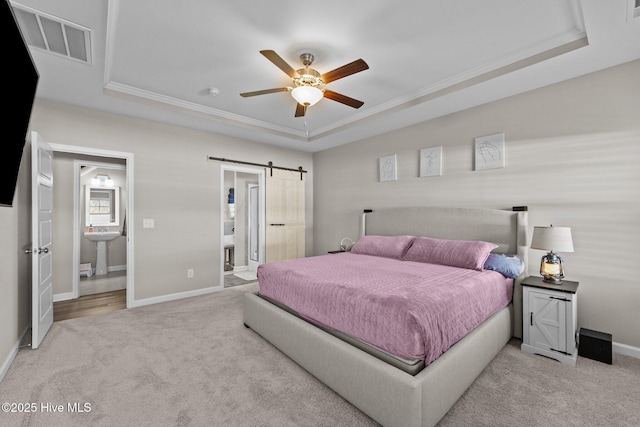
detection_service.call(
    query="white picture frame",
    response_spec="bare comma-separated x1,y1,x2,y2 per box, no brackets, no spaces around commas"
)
475,132,505,171
419,146,442,177
379,154,397,182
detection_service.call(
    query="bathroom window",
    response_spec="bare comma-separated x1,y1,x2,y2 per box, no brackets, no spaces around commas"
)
90,196,111,214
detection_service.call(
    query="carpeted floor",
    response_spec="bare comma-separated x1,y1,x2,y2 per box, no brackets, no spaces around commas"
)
1,283,638,427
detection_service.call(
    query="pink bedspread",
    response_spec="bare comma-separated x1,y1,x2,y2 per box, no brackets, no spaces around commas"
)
258,252,513,365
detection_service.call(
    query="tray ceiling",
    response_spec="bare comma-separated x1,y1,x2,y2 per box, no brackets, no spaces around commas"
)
12,0,640,152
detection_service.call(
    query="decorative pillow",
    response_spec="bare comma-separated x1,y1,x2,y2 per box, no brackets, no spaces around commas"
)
350,235,415,260
483,253,525,278
403,236,498,271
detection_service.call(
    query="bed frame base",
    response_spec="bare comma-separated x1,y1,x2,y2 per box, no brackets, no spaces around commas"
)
244,292,513,427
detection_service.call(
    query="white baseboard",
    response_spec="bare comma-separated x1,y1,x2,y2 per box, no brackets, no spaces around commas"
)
53,291,74,302
108,264,126,272
129,285,223,308
613,342,640,359
0,326,31,383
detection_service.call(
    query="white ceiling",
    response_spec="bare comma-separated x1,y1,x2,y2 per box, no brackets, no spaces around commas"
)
12,0,640,153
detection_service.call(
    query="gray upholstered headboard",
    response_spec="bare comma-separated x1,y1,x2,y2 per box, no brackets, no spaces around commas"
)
360,206,528,338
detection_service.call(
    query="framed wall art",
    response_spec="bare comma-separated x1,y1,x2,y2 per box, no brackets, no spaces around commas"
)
419,146,442,177
379,154,397,182
475,132,505,171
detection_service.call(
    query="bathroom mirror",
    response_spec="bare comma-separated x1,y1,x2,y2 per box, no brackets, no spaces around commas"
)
85,185,120,226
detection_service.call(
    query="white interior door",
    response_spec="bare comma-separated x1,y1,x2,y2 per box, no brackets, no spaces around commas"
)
247,184,259,271
30,131,54,349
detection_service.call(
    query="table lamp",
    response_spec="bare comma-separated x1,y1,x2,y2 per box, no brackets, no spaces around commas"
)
530,225,574,284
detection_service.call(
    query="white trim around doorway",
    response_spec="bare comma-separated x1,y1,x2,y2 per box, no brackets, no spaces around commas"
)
47,143,135,309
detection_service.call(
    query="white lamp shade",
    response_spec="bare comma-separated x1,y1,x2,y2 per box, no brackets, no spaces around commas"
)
531,226,574,252
291,86,323,106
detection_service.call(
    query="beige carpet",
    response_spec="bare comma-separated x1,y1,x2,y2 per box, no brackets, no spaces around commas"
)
1,283,638,427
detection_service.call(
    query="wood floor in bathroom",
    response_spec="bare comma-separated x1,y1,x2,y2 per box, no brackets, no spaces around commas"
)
53,290,126,322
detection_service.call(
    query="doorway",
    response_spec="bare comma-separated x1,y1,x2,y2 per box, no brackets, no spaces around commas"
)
220,165,265,288
51,157,128,322
75,160,127,298
47,143,134,313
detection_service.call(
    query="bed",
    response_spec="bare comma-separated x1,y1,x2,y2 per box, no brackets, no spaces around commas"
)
244,206,528,427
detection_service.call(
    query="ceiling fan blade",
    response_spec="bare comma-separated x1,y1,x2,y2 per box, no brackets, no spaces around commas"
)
323,90,364,109
294,103,306,117
240,87,289,97
260,50,299,79
321,59,369,83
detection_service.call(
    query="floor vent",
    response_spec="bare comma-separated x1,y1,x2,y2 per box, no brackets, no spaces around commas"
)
12,4,91,64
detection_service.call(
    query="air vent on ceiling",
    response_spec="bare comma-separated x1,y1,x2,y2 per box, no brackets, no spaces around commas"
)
11,4,91,64
632,0,640,19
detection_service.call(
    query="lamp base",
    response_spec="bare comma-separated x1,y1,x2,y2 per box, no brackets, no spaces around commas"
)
540,252,565,285
542,276,563,285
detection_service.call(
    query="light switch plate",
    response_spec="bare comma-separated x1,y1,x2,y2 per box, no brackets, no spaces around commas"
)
143,218,155,228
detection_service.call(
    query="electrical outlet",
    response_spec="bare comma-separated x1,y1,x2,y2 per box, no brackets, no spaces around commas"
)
143,218,155,228
187,269,194,278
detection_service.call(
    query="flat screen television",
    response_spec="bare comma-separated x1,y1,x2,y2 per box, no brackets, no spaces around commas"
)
1,0,39,207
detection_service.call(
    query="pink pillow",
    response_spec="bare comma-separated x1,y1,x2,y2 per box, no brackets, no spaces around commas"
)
350,235,415,260
403,236,498,271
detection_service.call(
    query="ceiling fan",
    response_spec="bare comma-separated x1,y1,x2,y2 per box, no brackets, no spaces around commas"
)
240,50,369,117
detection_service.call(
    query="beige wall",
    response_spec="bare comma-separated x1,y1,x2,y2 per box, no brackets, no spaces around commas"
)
313,60,640,348
28,99,313,302
0,142,32,378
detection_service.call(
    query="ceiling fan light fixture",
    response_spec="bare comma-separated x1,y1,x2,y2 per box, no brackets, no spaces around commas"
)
243,50,368,117
291,85,323,106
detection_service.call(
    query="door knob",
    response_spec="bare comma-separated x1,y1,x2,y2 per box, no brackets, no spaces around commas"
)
25,248,34,254
38,247,49,254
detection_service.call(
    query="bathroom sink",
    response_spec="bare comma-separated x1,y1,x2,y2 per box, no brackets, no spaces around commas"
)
84,231,121,242
84,231,121,276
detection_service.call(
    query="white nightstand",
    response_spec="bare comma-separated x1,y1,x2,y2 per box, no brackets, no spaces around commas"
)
521,276,579,364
